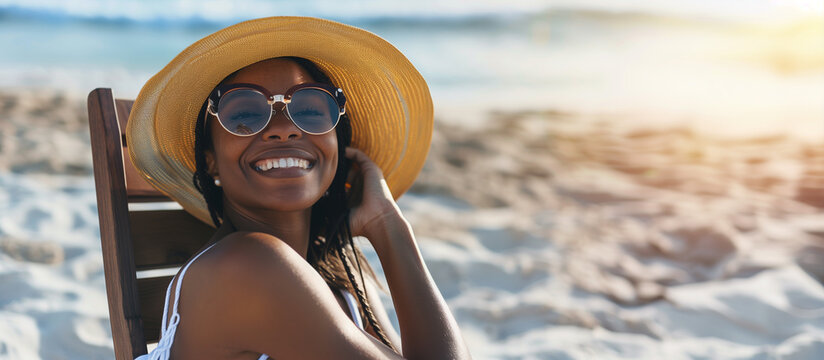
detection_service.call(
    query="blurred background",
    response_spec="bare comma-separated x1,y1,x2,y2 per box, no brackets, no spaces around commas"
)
0,1,823,359
1,0,822,137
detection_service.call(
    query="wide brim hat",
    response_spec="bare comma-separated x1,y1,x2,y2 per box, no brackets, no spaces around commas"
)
126,16,433,226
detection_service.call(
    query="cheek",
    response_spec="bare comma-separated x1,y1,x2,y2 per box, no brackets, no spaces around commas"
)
210,124,245,170
320,135,339,171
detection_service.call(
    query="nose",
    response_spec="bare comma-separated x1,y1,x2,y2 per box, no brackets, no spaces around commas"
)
259,105,302,141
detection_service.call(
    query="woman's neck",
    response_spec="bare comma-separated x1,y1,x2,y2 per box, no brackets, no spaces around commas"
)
220,200,312,259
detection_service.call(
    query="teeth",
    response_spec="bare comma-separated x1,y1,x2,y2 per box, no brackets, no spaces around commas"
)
254,157,311,171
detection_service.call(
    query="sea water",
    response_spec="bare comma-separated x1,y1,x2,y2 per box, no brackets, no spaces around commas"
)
0,0,822,140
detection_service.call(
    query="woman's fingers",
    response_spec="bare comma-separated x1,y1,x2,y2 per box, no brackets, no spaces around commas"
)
345,147,380,171
345,147,387,185
344,147,400,237
344,147,394,198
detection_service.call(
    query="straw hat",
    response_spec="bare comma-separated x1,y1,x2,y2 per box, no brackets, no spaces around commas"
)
126,16,433,226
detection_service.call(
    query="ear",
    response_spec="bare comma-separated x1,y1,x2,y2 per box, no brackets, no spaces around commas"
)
205,149,219,178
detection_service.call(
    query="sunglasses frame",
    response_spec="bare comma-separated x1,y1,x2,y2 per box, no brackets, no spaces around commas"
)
207,82,346,136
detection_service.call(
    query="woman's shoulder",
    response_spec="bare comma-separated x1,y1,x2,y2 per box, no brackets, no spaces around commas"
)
208,230,294,257
179,231,322,333
174,230,401,359
190,231,304,285
172,231,342,355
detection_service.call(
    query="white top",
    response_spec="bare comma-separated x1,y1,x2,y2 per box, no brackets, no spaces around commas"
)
136,242,364,360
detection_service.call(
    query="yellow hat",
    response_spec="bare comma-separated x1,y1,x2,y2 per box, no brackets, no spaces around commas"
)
126,16,433,226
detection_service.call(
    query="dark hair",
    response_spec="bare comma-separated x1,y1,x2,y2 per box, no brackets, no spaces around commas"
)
192,57,397,352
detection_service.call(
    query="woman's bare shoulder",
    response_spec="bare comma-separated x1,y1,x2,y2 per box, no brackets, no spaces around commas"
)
181,232,322,349
176,233,398,359
188,231,310,299
179,231,401,359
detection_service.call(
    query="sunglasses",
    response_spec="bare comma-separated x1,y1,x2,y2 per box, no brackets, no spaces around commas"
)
207,82,346,136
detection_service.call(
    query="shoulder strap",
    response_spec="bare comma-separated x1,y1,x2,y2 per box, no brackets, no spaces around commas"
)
170,242,220,319
159,242,220,333
339,288,365,330
160,278,174,336
150,242,220,359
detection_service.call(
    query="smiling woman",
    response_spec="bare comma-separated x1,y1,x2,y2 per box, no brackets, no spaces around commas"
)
201,59,342,215
125,16,472,360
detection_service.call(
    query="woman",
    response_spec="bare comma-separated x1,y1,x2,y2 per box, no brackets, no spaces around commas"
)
127,17,472,359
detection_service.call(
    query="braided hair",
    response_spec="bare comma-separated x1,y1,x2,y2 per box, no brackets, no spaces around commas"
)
192,57,397,352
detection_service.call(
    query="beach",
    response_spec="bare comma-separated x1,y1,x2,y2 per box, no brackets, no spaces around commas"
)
2,1,824,358
1,88,823,359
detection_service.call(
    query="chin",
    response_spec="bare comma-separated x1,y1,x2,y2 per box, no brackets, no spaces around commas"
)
257,191,324,212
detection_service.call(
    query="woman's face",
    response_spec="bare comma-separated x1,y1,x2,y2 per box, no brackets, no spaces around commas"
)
205,58,339,213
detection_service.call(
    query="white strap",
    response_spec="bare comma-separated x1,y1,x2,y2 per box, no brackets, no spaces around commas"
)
159,277,174,337
170,242,218,317
144,242,219,360
340,289,364,330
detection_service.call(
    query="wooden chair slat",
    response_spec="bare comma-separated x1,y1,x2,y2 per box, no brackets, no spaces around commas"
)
131,209,214,271
88,89,147,359
113,98,171,202
90,89,214,359
114,99,133,132
137,275,175,343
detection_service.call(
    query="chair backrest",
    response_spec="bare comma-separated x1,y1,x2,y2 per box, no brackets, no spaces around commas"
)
87,88,216,359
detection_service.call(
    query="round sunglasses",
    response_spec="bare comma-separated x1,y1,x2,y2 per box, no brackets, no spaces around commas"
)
207,82,346,136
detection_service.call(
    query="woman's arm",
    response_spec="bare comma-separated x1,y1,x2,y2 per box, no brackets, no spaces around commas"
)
363,274,403,353
346,148,473,360
363,215,472,360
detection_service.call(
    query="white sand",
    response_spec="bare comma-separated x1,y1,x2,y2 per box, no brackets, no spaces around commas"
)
0,173,112,359
1,91,824,359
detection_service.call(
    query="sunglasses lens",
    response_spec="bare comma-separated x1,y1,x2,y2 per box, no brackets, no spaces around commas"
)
217,89,271,135
287,89,340,134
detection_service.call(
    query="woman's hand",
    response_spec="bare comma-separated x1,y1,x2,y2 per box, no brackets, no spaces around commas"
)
345,147,405,240
345,148,473,360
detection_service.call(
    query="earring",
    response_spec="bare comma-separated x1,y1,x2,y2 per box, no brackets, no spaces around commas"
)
324,190,330,197
214,178,222,187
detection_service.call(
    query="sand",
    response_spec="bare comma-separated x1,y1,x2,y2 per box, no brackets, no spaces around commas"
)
1,90,823,359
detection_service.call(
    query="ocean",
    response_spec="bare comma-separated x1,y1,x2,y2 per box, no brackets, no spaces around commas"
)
0,0,822,140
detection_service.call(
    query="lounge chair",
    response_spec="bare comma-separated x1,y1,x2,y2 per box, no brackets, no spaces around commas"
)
87,88,215,359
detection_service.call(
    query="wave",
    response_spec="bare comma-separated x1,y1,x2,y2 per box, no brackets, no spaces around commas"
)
0,0,550,27
3,0,812,29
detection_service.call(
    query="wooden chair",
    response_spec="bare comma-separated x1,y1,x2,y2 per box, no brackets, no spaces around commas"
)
87,88,216,359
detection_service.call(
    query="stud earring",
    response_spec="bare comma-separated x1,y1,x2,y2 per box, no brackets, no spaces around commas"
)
214,178,222,187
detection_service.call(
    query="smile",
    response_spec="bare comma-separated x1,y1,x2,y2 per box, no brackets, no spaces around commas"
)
253,157,312,172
